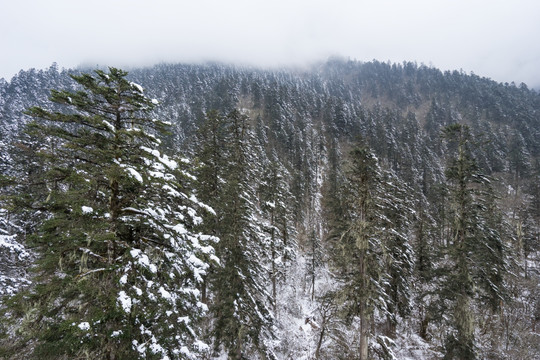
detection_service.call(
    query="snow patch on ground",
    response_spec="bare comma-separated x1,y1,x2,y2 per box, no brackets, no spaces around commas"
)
393,332,443,359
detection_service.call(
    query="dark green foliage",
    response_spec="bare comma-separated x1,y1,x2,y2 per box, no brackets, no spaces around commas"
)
329,139,414,358
195,110,274,358
439,124,508,359
380,169,414,335
1,68,215,359
1,59,539,359
259,158,295,307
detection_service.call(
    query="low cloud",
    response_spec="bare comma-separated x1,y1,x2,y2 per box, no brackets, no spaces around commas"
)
1,0,539,87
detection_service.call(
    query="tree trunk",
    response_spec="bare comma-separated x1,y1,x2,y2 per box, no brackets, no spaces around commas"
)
315,323,325,359
419,307,430,340
455,291,475,358
359,309,369,360
359,249,369,360
270,210,277,314
108,177,120,262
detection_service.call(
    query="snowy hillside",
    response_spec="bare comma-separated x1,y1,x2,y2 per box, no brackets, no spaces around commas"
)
1,60,539,359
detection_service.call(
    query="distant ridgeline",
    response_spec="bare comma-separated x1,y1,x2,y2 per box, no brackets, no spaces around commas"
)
0,60,539,359
2,60,539,176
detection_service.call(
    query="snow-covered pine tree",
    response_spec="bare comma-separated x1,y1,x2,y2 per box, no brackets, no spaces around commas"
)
523,159,540,266
379,168,414,337
1,68,216,359
330,140,388,360
192,109,227,304
258,156,295,311
440,123,508,359
195,109,275,359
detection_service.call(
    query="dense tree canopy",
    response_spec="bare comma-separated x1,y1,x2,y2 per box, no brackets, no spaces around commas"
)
1,68,216,359
1,59,539,359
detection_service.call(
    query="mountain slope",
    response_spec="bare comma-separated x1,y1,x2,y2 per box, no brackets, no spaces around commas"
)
1,59,539,359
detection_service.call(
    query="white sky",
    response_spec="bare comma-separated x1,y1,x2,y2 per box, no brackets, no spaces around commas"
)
1,0,540,87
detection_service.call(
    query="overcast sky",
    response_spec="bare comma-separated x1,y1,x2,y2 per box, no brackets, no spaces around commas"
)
2,0,540,87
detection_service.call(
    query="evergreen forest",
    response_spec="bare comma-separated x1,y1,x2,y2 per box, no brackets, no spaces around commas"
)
0,59,539,359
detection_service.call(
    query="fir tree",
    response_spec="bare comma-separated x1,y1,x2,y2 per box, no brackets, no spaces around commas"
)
1,68,216,359
380,169,414,337
440,124,507,359
329,139,414,358
331,141,388,360
258,157,295,310
195,110,274,359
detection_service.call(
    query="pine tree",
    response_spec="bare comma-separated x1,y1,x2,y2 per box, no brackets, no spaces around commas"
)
195,109,274,359
440,124,478,359
522,159,540,276
331,141,388,360
508,130,530,192
440,124,507,359
305,226,324,303
1,68,216,359
412,194,440,340
192,109,227,304
380,169,414,337
328,138,415,358
258,157,295,310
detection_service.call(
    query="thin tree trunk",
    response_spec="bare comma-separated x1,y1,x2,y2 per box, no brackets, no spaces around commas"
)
315,323,325,359
271,213,277,313
359,249,369,360
359,309,369,360
108,177,120,262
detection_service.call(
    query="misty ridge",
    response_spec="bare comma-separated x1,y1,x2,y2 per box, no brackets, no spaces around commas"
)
3,0,540,90
0,58,539,359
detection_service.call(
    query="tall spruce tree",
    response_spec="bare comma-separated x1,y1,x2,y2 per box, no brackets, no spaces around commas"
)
195,110,274,359
1,68,216,359
258,157,295,311
192,109,226,304
380,169,414,337
440,124,507,359
331,141,388,360
329,139,414,358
